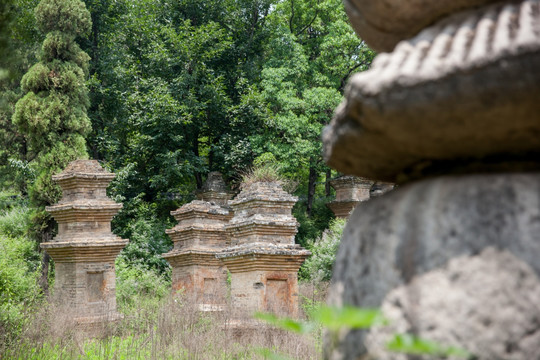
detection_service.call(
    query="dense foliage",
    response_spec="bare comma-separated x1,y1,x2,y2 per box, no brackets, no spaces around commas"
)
0,193,41,346
0,0,374,345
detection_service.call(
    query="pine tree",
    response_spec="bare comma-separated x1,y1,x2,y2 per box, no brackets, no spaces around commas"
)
11,0,92,292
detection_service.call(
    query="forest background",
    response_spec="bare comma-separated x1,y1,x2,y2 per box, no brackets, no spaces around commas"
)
0,0,374,347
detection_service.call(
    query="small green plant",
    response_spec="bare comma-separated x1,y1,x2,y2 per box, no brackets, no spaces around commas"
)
255,305,474,359
387,334,473,358
300,218,345,282
241,163,283,186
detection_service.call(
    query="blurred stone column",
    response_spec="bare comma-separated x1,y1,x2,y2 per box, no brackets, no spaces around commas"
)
322,0,540,358
42,160,127,330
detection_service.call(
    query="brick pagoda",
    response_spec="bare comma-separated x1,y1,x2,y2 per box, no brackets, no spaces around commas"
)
217,181,310,317
42,160,127,327
163,172,233,308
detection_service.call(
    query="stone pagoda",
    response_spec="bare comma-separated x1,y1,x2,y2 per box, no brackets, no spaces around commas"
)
323,0,540,358
217,181,310,318
327,176,373,218
163,172,233,308
196,171,235,206
42,160,127,327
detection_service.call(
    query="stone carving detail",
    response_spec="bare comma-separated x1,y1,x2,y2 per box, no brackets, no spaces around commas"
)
323,0,540,358
42,160,127,327
327,176,374,218
217,182,310,318
163,172,233,308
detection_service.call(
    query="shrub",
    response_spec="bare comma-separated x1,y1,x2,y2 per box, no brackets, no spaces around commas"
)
0,202,41,348
115,256,170,313
300,218,345,282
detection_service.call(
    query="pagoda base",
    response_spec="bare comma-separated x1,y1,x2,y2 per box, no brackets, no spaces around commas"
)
218,244,310,318
163,249,228,305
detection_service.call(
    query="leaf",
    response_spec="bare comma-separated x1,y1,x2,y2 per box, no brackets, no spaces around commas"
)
256,347,293,360
311,305,386,331
254,312,315,334
386,334,472,358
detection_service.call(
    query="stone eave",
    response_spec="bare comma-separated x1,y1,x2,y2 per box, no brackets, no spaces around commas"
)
217,247,311,273
40,239,128,262
324,0,540,182
162,249,223,267
46,202,122,212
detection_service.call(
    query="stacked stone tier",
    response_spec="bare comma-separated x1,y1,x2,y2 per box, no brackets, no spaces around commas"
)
229,200,297,216
46,202,122,240
170,201,232,220
41,240,128,263
330,176,372,201
196,190,235,205
324,0,540,182
327,176,374,218
226,219,298,245
217,244,310,273
163,250,224,267
165,200,232,251
166,227,229,251
228,183,298,245
327,201,361,219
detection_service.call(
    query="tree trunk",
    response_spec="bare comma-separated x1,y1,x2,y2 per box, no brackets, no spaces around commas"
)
38,224,53,296
325,168,332,197
193,136,203,189
307,163,317,216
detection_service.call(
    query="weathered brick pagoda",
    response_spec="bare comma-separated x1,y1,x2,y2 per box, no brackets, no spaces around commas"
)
42,160,127,327
163,172,233,308
327,176,374,218
217,181,310,317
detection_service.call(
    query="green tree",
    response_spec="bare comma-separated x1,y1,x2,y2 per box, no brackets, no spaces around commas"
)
0,0,14,80
246,0,374,243
0,0,42,193
11,0,92,292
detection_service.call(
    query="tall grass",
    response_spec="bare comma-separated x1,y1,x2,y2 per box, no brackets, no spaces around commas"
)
3,284,323,359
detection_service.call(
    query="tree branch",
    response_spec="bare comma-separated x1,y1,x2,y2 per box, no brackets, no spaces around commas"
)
295,0,320,37
340,60,370,92
289,0,295,34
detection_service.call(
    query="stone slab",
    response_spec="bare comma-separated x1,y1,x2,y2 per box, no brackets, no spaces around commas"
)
364,248,540,360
